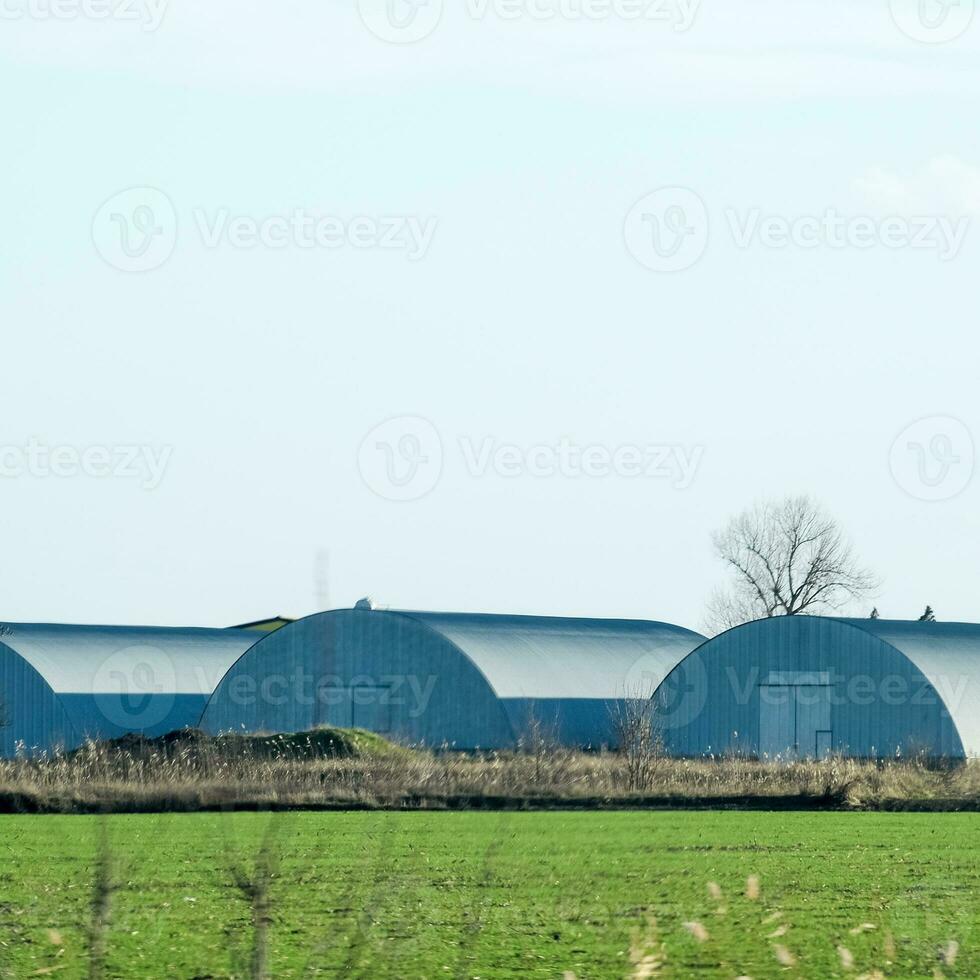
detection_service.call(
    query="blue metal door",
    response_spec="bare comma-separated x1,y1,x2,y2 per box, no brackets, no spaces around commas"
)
759,685,795,758
759,682,832,760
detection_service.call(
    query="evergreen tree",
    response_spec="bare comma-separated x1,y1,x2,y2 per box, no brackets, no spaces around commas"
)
918,605,936,622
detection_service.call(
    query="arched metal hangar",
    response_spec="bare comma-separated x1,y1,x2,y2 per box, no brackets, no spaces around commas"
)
200,607,706,749
653,616,980,760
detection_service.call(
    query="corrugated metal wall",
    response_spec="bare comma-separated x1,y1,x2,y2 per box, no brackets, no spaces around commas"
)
0,643,78,757
200,608,706,750
656,617,966,760
200,609,517,749
0,623,261,757
9,610,973,759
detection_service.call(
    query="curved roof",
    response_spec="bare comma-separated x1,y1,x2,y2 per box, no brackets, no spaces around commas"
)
0,622,261,695
837,618,980,756
390,610,706,699
656,616,980,759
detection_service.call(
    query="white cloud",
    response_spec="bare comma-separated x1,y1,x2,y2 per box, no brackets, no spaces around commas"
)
855,155,980,215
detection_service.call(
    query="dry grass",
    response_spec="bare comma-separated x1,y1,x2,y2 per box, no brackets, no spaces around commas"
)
563,868,964,978
1,732,978,813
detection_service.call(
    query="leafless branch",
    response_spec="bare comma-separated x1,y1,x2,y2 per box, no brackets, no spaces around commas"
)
705,495,879,635
611,690,664,792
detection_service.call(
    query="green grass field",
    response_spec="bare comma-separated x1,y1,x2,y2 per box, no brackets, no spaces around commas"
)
0,812,976,978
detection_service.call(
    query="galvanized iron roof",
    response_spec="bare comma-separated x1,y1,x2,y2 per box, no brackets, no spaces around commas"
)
839,618,980,756
390,610,706,699
0,622,260,695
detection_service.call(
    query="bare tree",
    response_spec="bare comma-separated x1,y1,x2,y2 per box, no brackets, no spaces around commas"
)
705,496,878,635
611,692,664,793
516,704,567,788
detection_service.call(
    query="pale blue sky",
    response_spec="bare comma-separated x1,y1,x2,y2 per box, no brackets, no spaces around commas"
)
1,0,978,630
